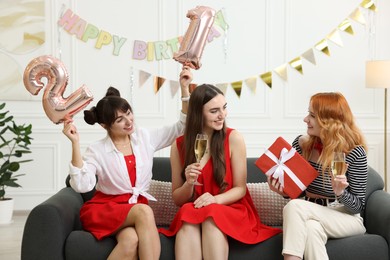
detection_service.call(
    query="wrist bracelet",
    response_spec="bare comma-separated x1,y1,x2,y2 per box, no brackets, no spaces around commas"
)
336,190,345,198
181,96,190,102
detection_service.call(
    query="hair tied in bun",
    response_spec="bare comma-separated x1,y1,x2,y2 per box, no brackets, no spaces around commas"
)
84,106,98,125
106,86,121,97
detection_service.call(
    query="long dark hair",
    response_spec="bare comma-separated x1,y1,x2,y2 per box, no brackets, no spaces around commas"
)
182,84,228,192
84,86,132,128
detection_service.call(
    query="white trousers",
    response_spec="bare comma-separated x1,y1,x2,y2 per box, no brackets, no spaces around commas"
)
282,199,366,260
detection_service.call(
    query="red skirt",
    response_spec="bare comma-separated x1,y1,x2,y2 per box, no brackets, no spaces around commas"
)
80,191,148,240
159,196,282,244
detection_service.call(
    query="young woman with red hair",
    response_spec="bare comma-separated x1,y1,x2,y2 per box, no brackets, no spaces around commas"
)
269,92,368,260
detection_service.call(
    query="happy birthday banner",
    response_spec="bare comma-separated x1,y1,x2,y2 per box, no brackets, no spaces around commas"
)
58,8,228,61
58,0,376,98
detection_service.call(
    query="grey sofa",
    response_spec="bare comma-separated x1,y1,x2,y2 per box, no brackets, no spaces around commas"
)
21,157,390,260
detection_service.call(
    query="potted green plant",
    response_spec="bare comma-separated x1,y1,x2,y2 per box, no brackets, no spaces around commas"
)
0,102,33,224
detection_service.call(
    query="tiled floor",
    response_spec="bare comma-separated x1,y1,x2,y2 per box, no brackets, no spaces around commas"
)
0,212,28,260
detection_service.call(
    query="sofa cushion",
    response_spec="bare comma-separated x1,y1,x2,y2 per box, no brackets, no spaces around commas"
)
149,180,179,226
148,179,289,227
247,183,289,226
65,230,116,260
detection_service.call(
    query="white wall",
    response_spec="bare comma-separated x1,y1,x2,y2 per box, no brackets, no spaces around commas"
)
1,0,390,210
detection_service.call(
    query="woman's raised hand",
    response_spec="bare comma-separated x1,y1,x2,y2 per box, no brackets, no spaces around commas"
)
179,65,193,91
62,120,79,143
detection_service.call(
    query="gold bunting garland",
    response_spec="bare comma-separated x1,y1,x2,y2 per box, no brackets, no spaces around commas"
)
231,81,243,97
169,81,180,98
139,70,151,87
314,39,330,56
301,49,316,65
189,83,198,93
245,77,257,94
274,64,288,81
153,76,165,93
216,83,229,95
360,0,377,11
327,29,344,47
260,72,272,89
349,8,366,25
289,57,304,74
338,19,355,35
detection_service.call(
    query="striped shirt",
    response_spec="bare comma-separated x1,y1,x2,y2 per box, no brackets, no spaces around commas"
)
292,136,368,214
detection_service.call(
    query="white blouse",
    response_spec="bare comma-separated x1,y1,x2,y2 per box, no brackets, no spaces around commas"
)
69,112,186,204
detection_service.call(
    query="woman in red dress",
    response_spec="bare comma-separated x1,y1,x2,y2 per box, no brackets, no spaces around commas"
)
159,84,281,259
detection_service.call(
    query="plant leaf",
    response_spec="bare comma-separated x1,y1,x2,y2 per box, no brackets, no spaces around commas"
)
8,162,20,172
0,102,33,197
2,180,21,187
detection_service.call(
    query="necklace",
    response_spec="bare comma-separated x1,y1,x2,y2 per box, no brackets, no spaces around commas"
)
113,141,131,148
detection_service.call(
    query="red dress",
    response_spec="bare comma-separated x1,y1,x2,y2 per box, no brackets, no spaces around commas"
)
159,128,282,244
80,154,148,240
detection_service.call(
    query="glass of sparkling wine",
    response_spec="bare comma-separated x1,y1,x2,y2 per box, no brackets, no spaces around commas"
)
193,134,208,185
328,152,346,207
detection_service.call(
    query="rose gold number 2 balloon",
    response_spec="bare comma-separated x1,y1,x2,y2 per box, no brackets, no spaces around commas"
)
23,55,93,124
173,6,216,70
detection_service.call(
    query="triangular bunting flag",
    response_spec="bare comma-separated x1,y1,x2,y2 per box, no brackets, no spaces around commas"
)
338,19,354,35
154,76,165,93
189,83,198,93
244,77,257,94
327,29,344,47
274,64,288,81
360,0,377,12
289,57,304,74
216,83,228,95
139,70,151,87
349,8,366,25
260,72,272,88
231,81,243,98
314,39,331,56
301,49,316,65
169,80,180,98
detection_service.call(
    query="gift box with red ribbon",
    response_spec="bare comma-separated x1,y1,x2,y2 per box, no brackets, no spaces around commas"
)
255,137,318,199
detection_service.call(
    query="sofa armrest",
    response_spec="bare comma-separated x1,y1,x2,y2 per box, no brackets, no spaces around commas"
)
364,190,390,256
21,187,84,260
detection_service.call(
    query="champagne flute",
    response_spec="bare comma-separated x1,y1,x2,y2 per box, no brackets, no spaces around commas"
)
328,152,346,208
193,134,208,185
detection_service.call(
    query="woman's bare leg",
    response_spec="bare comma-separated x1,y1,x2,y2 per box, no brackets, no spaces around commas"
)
108,227,138,260
121,204,161,260
201,218,228,260
175,222,202,260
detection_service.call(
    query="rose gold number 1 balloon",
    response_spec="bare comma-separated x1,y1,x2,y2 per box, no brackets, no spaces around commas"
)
23,55,93,124
173,6,216,70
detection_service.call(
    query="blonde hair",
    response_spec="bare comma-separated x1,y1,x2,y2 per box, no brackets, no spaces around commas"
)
301,92,367,174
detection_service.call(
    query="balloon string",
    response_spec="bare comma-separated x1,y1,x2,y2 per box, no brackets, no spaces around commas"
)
367,8,375,60
57,4,66,60
129,66,134,106
221,8,229,64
